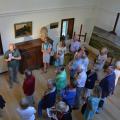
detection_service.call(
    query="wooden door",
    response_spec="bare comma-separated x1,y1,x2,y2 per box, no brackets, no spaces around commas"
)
67,18,74,39
60,18,74,39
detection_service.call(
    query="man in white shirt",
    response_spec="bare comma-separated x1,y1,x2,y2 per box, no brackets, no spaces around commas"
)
114,61,120,86
17,98,36,120
73,65,87,108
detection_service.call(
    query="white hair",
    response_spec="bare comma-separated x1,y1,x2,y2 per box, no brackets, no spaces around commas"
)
47,79,54,86
56,101,68,113
116,61,120,69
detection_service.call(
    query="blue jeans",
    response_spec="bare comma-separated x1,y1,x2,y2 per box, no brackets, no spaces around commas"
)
8,66,19,86
74,87,84,107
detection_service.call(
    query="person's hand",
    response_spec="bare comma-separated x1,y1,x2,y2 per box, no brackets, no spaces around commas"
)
43,50,47,54
11,56,15,60
55,69,58,74
68,65,72,70
51,114,58,120
8,58,11,61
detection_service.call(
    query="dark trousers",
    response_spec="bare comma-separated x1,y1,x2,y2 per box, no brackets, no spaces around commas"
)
38,100,43,117
8,66,18,86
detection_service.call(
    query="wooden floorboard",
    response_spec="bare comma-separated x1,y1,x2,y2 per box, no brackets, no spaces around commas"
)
0,66,120,120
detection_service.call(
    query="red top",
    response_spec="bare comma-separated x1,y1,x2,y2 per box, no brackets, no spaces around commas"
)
23,75,35,96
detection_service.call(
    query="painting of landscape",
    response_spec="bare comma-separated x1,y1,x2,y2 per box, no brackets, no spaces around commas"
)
14,21,32,38
89,26,120,59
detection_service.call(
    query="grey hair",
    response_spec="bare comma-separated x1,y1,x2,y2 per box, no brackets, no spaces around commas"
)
47,79,55,86
116,61,120,69
24,69,32,77
19,98,29,109
56,101,67,113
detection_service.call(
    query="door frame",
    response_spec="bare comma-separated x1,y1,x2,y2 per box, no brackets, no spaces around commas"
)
60,18,75,39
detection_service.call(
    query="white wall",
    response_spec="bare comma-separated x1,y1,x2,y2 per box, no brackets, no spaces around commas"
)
94,0,120,36
0,0,97,52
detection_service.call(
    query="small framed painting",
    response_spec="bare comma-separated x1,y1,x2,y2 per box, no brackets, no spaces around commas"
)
14,21,32,38
50,22,59,29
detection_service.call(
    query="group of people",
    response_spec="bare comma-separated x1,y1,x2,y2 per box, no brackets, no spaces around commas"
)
1,35,120,120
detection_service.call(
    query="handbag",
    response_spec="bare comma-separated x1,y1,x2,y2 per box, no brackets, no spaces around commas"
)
81,102,87,114
98,99,104,108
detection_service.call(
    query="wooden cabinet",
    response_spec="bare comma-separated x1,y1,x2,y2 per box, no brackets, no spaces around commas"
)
15,38,43,74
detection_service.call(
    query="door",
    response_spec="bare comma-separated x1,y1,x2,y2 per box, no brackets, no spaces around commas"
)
60,18,74,40
0,35,3,55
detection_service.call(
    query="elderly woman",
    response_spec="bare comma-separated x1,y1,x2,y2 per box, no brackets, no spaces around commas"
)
38,79,56,118
50,101,72,120
83,86,102,120
17,98,36,120
55,66,67,95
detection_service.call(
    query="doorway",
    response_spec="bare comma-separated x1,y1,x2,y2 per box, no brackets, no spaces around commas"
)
0,35,3,55
60,18,74,40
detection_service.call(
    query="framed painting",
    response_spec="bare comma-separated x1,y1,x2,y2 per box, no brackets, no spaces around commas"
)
14,21,32,38
50,22,59,29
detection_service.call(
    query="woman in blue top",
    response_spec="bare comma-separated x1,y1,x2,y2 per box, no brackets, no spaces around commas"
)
83,86,102,120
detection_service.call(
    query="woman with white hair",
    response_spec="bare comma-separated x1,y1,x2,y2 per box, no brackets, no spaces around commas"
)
114,60,120,86
49,101,72,120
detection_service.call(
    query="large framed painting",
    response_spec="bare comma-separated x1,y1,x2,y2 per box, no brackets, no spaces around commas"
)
89,26,120,59
14,21,32,38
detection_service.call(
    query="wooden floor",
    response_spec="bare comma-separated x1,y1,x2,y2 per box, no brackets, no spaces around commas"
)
0,66,120,120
